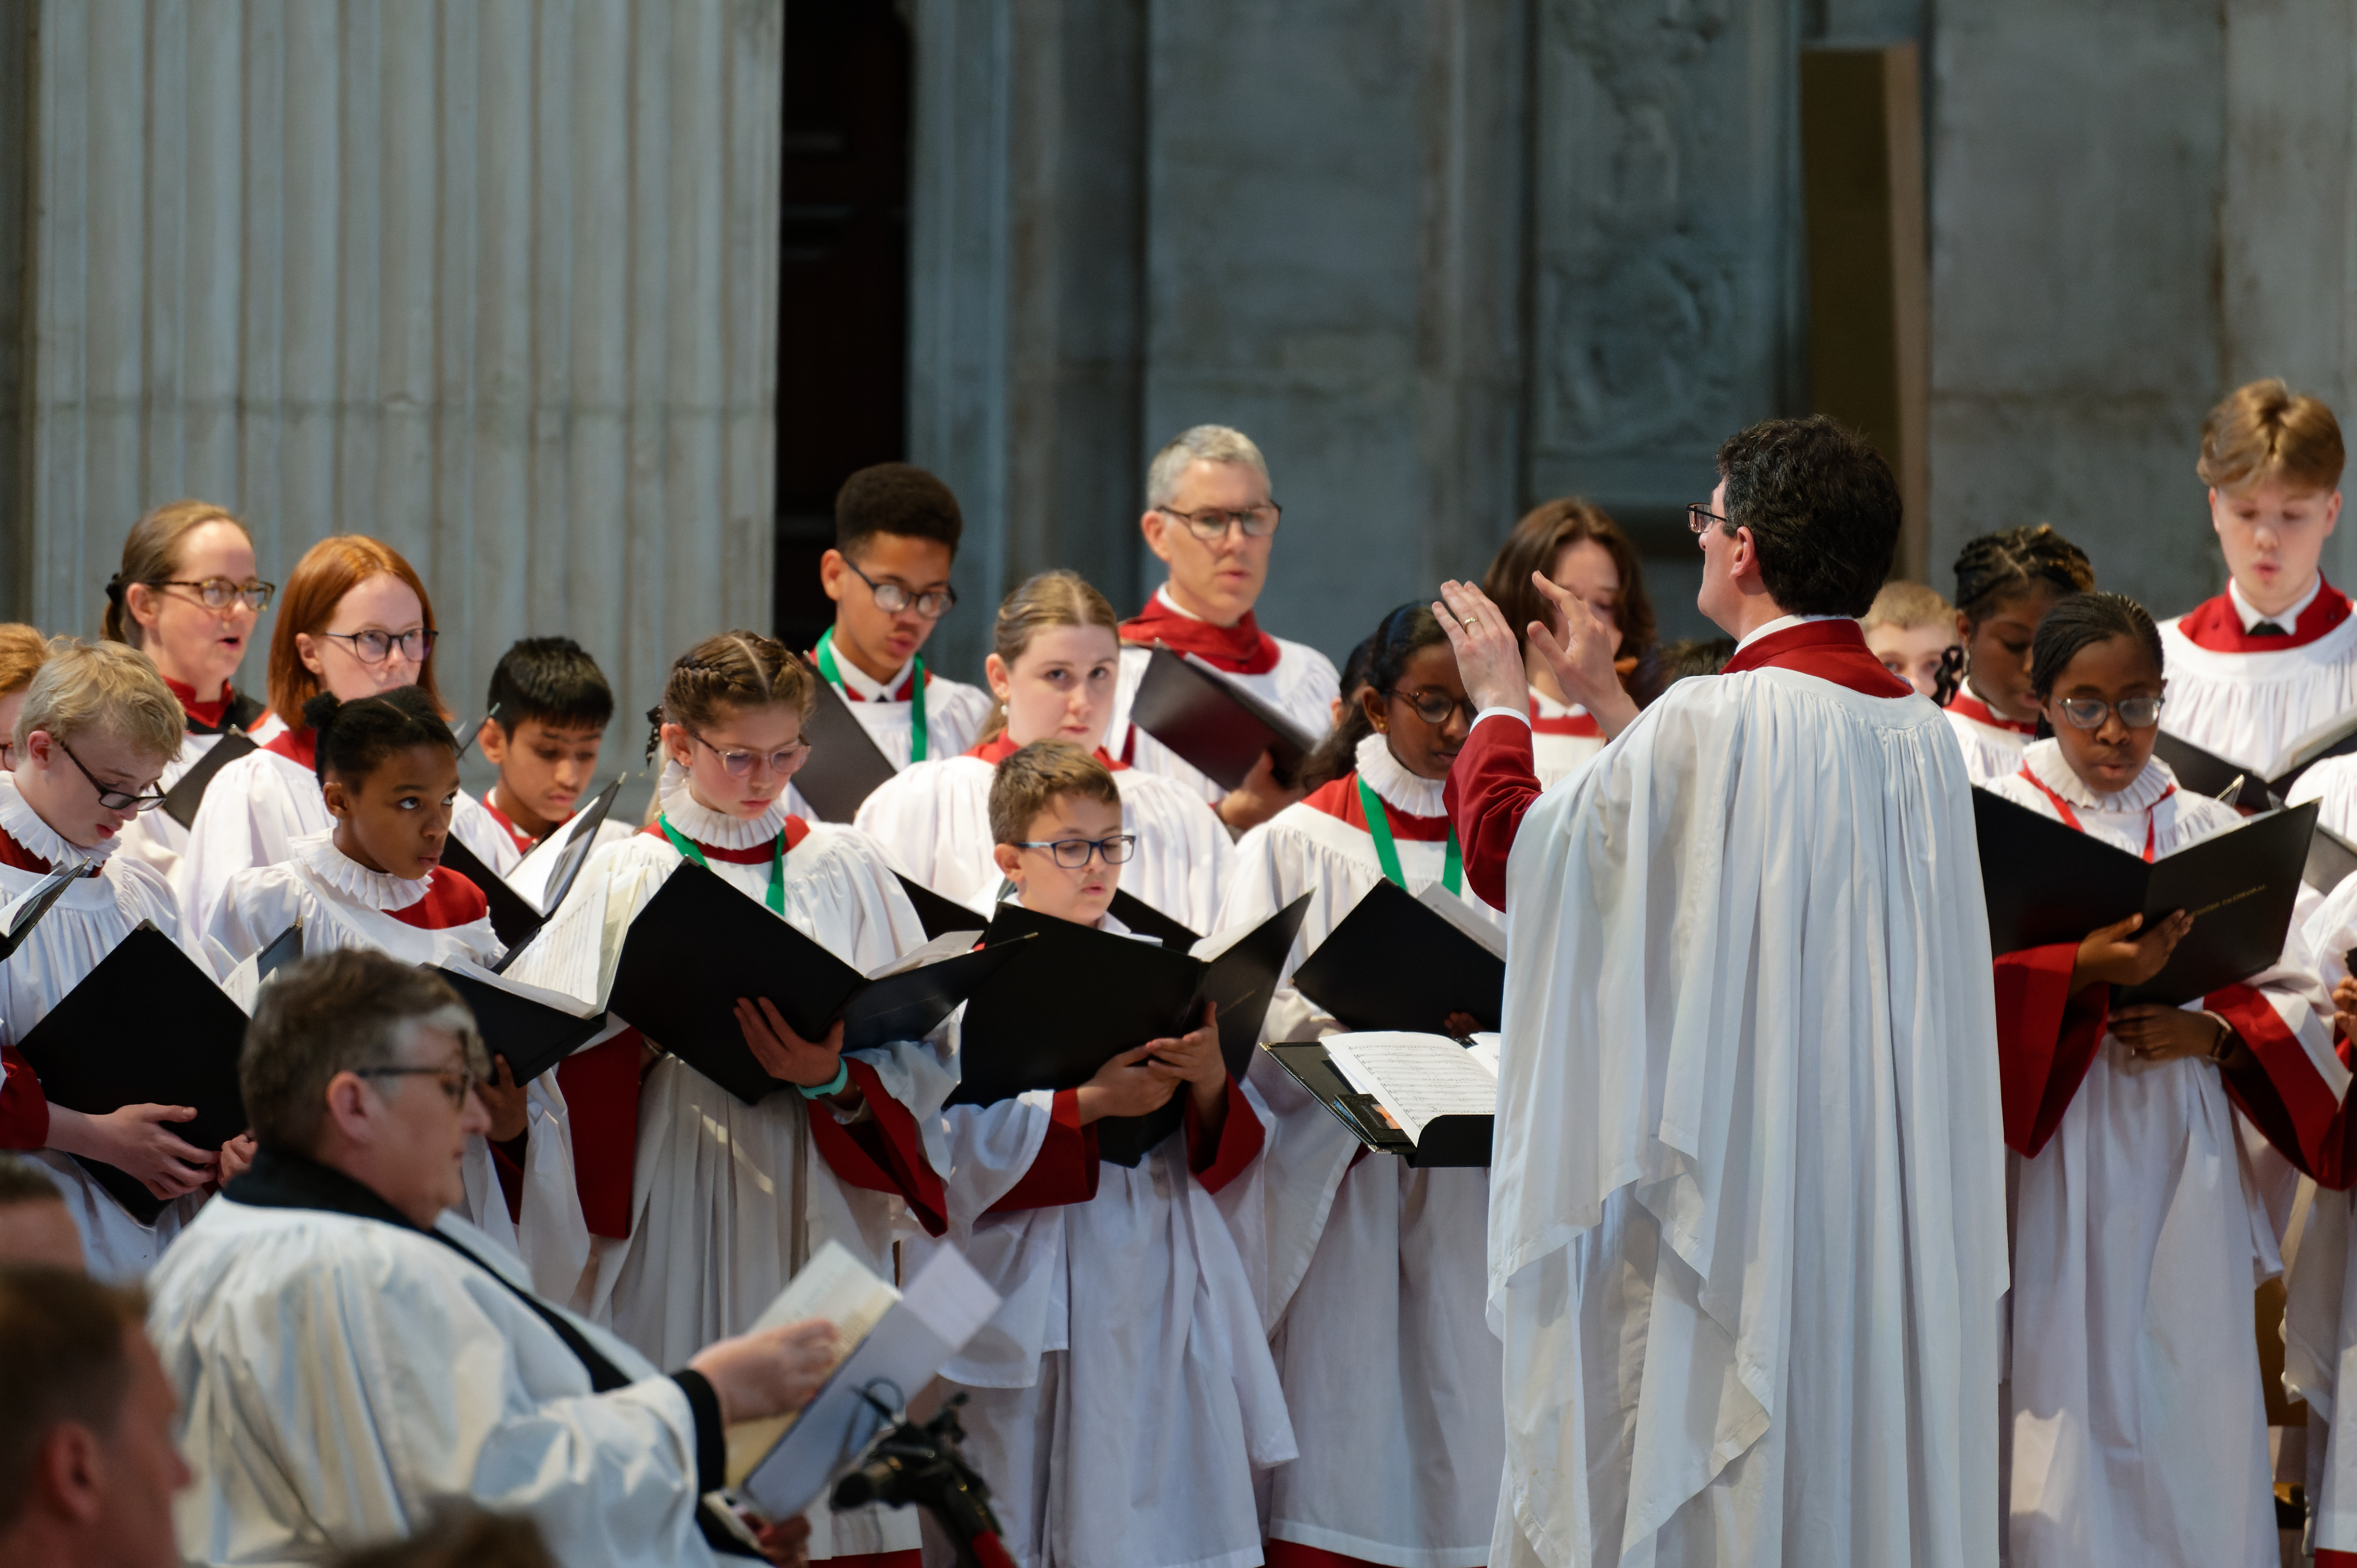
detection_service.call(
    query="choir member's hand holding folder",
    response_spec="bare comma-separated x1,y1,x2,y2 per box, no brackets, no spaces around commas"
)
1128,644,1322,791
1289,877,1509,1035
1971,786,2319,1006
603,863,1019,1104
948,894,1311,1165
439,776,624,952
10,922,254,1222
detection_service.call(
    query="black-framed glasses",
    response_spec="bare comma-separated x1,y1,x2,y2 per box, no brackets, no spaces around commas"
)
320,627,436,665
842,557,957,619
155,577,276,612
689,728,810,779
353,1065,479,1108
56,738,167,813
1384,687,1478,727
1008,833,1137,869
1157,502,1282,541
1688,503,1733,537
2055,695,2165,731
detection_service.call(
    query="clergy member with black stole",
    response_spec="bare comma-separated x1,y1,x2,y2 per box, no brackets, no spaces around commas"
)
785,462,992,821
146,948,838,1568
1437,415,2006,1567
1105,424,1341,834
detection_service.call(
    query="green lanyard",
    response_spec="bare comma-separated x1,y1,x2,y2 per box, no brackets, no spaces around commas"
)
1357,775,1461,896
816,627,927,762
659,815,786,915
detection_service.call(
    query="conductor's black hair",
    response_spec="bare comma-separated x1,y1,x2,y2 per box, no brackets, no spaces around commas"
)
836,463,964,558
1952,525,2096,629
2027,592,2165,700
485,637,614,735
1298,603,1450,793
302,686,459,786
1714,415,1902,617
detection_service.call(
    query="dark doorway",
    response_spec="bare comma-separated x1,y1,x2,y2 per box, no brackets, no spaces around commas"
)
773,0,912,653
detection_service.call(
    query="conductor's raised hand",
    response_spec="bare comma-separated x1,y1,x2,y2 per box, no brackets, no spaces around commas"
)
1433,581,1529,716
1526,573,1640,740
2069,910,2194,993
736,997,847,1089
687,1316,839,1425
1076,1042,1181,1124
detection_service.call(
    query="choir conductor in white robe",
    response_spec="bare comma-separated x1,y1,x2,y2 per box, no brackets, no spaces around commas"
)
1440,415,2008,1567
145,949,841,1568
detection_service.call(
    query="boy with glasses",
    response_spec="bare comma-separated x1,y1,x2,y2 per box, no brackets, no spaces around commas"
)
1107,425,1342,835
790,464,991,822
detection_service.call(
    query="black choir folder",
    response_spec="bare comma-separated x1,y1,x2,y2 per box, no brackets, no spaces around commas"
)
789,654,901,823
11,923,247,1225
2154,705,2357,812
1128,644,1321,792
605,862,1010,1105
948,894,1312,1166
439,776,624,954
1264,1036,1495,1168
1971,787,2318,1007
1290,877,1509,1035
0,859,92,961
432,965,608,1088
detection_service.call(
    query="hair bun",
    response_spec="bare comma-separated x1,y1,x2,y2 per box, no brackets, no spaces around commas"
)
300,691,345,736
103,573,125,607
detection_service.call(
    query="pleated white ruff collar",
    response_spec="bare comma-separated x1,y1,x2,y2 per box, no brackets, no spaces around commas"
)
1357,732,1448,819
296,830,428,911
2019,736,2178,813
0,771,114,865
656,760,788,850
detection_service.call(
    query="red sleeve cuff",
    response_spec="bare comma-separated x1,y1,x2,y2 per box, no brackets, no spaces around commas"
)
1184,1076,1264,1194
808,1058,949,1237
1993,943,2107,1156
985,1089,1101,1213
554,1030,645,1241
2208,983,2339,1178
0,1046,49,1150
1443,716,1540,913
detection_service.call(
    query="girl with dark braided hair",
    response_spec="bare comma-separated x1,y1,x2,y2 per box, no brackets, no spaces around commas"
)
1980,590,2335,1566
1942,523,2094,781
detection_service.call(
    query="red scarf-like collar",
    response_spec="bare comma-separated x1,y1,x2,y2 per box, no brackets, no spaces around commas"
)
0,824,98,876
1945,691,2038,735
638,814,812,863
480,796,538,855
1300,770,1452,841
964,734,1129,771
1118,593,1282,676
261,726,318,770
383,868,492,931
1719,619,1913,697
2173,577,2354,653
163,676,234,732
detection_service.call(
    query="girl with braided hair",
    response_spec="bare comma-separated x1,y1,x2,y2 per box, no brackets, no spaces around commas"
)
1943,523,2095,781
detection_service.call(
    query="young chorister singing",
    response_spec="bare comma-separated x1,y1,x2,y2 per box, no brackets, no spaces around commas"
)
2159,380,2355,779
99,502,273,887
914,741,1291,1568
1477,499,1655,787
856,570,1234,930
1943,524,2096,782
0,640,210,1278
1218,603,1503,1568
1983,593,2340,1566
786,462,992,820
469,636,627,861
178,535,514,934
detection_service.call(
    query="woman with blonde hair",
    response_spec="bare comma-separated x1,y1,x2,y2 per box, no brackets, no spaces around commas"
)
178,535,512,933
98,500,273,885
855,569,1234,929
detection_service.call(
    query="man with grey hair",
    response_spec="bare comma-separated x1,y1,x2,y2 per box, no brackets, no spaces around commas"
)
1107,424,1342,833
146,949,840,1568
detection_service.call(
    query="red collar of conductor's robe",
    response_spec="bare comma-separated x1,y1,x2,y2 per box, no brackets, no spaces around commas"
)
2174,577,2354,653
1445,617,1911,910
964,734,1129,771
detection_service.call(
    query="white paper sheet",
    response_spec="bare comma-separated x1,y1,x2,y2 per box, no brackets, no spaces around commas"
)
1321,1031,1499,1146
499,878,608,1004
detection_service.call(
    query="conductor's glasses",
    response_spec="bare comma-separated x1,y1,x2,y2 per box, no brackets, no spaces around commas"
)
321,627,436,665
354,1065,479,1109
1009,834,1138,868
2056,696,2165,730
1688,503,1733,537
688,728,810,778
57,738,167,813
843,557,957,619
1158,503,1282,541
157,577,276,612
1386,687,1479,727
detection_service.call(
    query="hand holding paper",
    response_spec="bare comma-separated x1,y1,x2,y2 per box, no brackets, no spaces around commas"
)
688,1317,841,1427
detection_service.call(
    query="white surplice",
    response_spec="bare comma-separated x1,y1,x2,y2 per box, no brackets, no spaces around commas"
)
559,764,948,1563
1107,628,1341,806
854,745,1234,930
150,1194,730,1568
1943,691,2038,785
2157,583,2357,779
111,705,278,893
784,654,993,824
1488,667,2006,1568
1529,691,1606,790
920,909,1295,1568
179,738,517,936
1987,741,2339,1567
1218,731,1503,1568
0,773,216,1280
